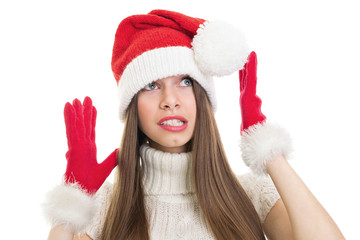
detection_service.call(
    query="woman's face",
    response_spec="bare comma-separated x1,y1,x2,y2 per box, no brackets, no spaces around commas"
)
137,75,197,153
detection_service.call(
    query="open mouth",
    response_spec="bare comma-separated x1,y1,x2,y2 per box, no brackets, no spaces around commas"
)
158,116,188,132
160,119,185,126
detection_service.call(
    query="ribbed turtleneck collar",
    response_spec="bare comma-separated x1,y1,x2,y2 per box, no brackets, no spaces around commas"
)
140,144,194,195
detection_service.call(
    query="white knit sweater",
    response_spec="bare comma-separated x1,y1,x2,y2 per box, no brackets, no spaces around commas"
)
85,144,280,239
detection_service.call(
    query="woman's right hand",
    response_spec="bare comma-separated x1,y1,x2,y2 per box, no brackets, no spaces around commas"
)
64,97,117,194
47,225,93,240
43,97,118,236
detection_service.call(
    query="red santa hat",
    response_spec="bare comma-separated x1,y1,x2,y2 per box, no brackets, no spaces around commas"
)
112,9,249,120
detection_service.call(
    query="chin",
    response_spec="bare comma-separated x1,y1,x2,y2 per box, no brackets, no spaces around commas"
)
150,138,191,153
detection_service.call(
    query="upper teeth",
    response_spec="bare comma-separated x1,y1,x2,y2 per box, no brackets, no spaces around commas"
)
161,119,185,126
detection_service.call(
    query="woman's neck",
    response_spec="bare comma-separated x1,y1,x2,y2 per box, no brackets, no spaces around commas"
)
140,144,194,195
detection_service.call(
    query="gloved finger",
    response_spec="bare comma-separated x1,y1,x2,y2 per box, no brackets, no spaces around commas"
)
83,96,93,139
73,98,85,139
97,148,118,186
64,102,78,147
91,106,97,142
239,62,248,92
245,51,258,95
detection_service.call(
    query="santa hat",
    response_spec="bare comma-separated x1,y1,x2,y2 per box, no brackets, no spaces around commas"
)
111,9,249,120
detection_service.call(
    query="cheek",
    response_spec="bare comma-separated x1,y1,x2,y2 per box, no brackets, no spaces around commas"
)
182,92,197,124
137,96,156,132
188,93,197,116
137,98,149,129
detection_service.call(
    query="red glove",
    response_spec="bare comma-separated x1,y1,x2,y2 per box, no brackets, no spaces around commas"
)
42,97,117,233
239,51,266,133
239,52,292,176
64,97,117,194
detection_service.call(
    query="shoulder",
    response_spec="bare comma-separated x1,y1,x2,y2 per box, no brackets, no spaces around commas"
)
236,172,280,224
83,181,113,240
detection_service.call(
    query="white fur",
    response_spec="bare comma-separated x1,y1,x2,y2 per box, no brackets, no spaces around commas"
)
42,182,97,233
240,121,293,176
192,20,249,77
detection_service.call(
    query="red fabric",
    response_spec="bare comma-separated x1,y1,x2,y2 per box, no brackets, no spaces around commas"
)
111,9,205,83
64,97,117,194
239,51,267,134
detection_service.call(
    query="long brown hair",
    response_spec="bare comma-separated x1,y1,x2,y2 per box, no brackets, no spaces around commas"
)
100,81,265,239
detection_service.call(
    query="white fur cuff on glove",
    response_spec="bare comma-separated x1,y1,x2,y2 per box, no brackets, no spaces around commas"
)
42,182,97,234
240,121,293,176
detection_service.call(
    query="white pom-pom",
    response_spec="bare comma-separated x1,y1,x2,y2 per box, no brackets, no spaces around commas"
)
192,20,249,77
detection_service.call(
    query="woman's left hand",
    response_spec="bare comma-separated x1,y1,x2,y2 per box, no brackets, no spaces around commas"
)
239,51,267,134
239,51,292,176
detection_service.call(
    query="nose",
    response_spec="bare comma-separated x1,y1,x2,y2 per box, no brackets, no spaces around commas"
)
160,86,180,110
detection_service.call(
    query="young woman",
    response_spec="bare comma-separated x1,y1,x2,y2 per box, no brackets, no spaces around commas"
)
43,10,344,240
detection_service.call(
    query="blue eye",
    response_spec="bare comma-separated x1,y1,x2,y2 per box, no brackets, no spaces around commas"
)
180,78,193,87
143,82,158,91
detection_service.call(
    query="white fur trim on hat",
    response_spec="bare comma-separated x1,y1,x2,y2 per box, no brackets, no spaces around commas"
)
240,121,293,176
192,20,250,77
42,182,97,233
118,46,216,121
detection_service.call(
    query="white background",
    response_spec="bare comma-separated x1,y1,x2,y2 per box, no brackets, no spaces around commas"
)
1,0,359,239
